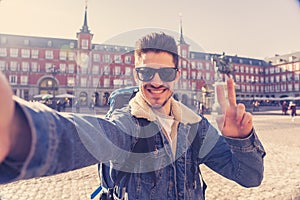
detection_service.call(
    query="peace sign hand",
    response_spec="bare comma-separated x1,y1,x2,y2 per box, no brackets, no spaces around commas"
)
216,78,253,138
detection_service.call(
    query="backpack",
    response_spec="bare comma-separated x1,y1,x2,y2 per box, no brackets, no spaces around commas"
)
105,86,139,119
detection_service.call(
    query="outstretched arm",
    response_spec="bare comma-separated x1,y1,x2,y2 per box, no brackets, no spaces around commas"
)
0,72,31,163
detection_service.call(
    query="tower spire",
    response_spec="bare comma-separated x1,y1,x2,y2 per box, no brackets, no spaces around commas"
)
80,0,90,33
179,13,186,44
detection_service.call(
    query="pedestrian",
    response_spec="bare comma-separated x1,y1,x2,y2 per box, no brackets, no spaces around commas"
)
0,32,265,200
282,101,288,115
289,101,297,122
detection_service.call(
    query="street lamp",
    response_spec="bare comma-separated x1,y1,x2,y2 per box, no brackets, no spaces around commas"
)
251,76,258,111
49,65,60,109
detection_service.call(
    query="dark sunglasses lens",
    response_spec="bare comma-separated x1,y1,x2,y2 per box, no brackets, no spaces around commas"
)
159,68,177,82
136,68,155,81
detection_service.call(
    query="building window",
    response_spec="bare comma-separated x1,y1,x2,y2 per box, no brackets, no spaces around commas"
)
0,48,7,57
21,49,30,58
281,84,286,91
182,71,187,79
205,73,210,81
182,60,187,68
104,66,110,75
31,62,38,72
67,77,75,87
59,51,67,60
191,82,196,90
182,49,187,58
10,48,18,57
81,66,88,74
206,63,210,70
68,64,75,73
191,71,196,79
59,64,66,73
0,36,7,44
9,75,17,85
0,61,6,71
47,41,52,47
70,42,75,49
197,62,202,70
113,79,123,87
92,65,99,75
31,49,39,59
125,67,131,76
104,78,110,87
24,39,30,46
80,77,87,87
114,55,122,63
68,52,75,61
103,55,111,63
92,78,99,87
20,75,28,85
114,66,121,75
191,62,196,69
125,56,131,64
45,50,53,59
45,63,53,72
10,61,18,71
21,62,29,72
93,54,100,62
81,39,88,49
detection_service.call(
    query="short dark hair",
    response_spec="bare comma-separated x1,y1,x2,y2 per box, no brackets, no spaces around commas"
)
134,32,179,68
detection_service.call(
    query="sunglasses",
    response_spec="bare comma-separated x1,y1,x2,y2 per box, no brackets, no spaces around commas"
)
135,67,178,82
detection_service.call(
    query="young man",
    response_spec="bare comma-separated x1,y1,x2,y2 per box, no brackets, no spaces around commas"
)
0,32,265,200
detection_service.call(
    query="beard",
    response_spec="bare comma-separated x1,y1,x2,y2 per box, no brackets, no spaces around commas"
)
140,83,174,109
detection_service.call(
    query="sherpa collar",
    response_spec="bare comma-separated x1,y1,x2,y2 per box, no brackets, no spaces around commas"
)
128,91,202,124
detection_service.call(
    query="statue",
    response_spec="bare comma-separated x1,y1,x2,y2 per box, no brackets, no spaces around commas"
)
212,52,235,81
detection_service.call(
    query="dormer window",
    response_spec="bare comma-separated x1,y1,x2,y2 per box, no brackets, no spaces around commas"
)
70,42,75,49
24,39,30,46
1,36,7,44
47,41,52,47
81,39,88,49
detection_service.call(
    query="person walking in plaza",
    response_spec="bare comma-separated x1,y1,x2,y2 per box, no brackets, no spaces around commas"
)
282,101,288,115
0,32,265,200
289,101,297,122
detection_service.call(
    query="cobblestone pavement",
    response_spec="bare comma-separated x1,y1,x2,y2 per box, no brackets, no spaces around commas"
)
0,113,300,200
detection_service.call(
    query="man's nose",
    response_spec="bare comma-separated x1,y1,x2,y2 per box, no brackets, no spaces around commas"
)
150,72,163,86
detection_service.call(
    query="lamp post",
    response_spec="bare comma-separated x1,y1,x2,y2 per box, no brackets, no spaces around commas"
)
251,76,258,111
49,65,60,109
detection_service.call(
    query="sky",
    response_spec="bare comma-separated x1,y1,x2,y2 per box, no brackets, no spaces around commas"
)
0,0,300,59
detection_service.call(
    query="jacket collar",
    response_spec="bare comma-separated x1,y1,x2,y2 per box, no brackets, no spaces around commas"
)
129,92,202,124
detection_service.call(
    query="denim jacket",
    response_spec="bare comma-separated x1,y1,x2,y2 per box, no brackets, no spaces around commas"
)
0,95,266,200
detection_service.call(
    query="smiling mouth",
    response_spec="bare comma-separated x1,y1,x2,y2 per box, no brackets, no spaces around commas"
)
148,88,167,94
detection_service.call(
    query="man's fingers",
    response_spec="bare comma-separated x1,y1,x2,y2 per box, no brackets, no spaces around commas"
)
236,103,246,123
227,78,237,107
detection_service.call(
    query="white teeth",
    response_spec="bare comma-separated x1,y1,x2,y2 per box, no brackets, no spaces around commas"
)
151,90,164,94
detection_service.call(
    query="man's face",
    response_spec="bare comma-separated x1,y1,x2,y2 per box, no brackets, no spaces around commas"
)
134,51,180,108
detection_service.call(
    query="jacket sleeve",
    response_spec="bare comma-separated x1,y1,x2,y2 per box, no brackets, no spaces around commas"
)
198,117,266,187
0,97,134,184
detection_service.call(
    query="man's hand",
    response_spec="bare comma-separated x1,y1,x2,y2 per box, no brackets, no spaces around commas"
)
216,78,253,138
0,72,14,162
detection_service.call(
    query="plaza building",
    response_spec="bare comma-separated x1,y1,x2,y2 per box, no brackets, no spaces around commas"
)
0,6,299,110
